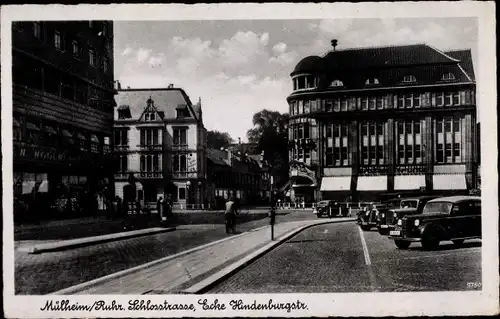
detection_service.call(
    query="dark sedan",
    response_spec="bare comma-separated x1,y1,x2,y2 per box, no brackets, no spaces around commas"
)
389,196,481,250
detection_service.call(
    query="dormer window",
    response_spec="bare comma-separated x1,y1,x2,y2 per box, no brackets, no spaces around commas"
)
330,80,344,87
117,105,132,119
293,75,316,91
441,73,456,81
402,75,416,83
365,78,380,85
176,106,191,119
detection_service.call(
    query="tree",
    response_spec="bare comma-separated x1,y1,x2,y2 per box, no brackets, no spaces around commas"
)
207,130,234,149
246,109,289,187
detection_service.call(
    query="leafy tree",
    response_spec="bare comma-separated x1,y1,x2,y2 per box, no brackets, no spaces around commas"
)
246,109,289,187
207,130,234,149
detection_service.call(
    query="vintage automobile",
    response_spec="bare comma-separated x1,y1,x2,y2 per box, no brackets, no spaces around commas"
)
389,196,481,250
313,200,335,218
377,196,439,235
357,203,392,231
314,200,350,218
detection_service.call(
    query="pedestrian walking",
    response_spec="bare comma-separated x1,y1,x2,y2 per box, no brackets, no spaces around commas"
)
224,197,238,234
157,196,165,221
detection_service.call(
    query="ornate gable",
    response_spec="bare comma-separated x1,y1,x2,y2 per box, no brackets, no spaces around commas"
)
138,97,163,122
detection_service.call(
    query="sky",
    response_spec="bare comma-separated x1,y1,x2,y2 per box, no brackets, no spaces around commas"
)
113,17,478,142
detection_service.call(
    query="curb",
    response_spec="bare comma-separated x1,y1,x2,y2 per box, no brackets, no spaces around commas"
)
21,227,176,254
52,224,271,295
183,218,355,294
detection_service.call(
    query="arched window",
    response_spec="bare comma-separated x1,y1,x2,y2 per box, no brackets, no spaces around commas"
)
330,79,344,87
402,75,417,83
441,73,455,81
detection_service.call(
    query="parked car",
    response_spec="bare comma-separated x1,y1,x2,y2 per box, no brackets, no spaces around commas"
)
357,203,391,231
389,196,481,250
314,200,335,218
378,196,439,235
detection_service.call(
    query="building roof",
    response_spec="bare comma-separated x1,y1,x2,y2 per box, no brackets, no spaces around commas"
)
114,88,201,122
290,43,475,88
206,148,230,167
445,49,475,81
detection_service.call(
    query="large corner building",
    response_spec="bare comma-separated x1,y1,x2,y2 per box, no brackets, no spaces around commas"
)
286,42,478,202
12,21,116,222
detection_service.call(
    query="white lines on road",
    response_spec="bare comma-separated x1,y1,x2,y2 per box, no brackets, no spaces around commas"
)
357,226,371,266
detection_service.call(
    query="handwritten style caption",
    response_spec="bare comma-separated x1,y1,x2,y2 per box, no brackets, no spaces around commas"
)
41,298,309,313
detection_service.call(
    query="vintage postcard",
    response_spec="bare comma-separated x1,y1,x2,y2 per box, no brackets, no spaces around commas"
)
2,2,498,318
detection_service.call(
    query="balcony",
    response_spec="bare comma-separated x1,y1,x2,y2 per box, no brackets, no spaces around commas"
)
138,144,163,151
170,144,189,151
114,172,130,180
172,171,198,179
139,171,163,179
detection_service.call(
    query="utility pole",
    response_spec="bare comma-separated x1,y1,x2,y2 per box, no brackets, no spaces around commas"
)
262,150,276,241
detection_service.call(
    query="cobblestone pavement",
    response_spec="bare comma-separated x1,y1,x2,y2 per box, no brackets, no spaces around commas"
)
209,222,482,293
14,209,317,295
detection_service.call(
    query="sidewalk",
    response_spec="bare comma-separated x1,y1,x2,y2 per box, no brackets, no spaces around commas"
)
54,218,354,295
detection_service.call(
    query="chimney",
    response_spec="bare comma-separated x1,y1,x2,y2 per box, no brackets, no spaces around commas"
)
168,84,174,89
238,137,241,144
114,80,122,90
226,148,233,167
331,39,338,51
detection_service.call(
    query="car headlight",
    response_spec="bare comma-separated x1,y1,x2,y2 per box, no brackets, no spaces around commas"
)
381,213,385,218
394,213,398,218
365,211,370,216
397,219,403,226
414,219,420,227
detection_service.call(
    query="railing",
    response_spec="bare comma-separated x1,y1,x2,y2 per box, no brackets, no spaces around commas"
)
171,171,198,178
114,145,129,152
170,144,189,151
138,144,162,151
139,171,163,178
114,172,129,180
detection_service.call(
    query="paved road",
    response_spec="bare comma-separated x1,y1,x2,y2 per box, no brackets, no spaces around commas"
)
14,209,317,295
208,222,482,293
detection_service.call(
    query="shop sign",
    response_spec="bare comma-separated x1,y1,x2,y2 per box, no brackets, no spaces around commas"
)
15,144,85,163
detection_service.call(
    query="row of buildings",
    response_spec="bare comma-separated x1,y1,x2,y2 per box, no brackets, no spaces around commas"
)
12,21,268,223
285,41,480,203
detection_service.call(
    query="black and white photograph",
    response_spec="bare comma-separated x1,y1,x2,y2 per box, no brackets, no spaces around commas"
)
2,2,498,317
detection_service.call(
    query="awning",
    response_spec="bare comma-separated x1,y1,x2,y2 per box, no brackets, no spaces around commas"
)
44,126,57,135
91,134,99,143
433,174,467,190
394,175,426,190
320,176,351,191
76,133,86,140
357,176,388,191
27,122,40,131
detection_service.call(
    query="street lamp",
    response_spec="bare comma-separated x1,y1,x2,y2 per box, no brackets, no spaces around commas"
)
198,181,202,209
186,180,191,210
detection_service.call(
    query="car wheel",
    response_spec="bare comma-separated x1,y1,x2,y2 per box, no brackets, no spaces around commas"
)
394,240,411,249
452,239,465,246
421,231,440,250
360,225,370,231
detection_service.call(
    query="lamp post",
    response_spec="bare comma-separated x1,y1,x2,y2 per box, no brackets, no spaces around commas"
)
186,180,191,210
262,151,275,240
197,181,202,210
